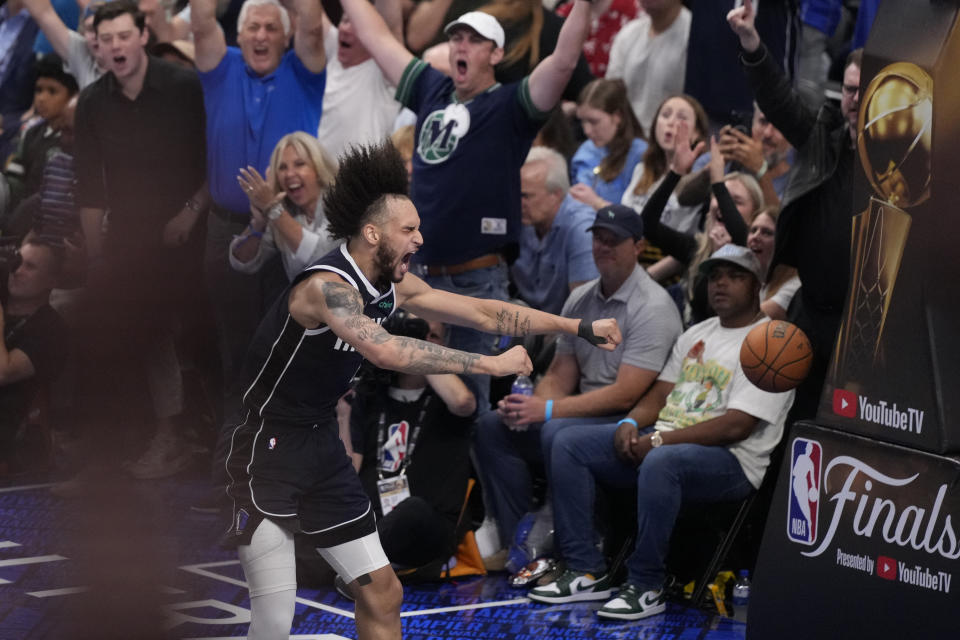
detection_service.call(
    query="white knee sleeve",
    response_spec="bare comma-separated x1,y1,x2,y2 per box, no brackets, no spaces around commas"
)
239,519,297,640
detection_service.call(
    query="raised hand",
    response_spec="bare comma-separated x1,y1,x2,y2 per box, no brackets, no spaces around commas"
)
718,125,765,174
237,166,281,213
727,0,761,52
707,135,726,184
668,121,707,175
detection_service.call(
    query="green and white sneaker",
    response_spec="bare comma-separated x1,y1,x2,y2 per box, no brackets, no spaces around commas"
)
528,569,614,604
597,585,666,620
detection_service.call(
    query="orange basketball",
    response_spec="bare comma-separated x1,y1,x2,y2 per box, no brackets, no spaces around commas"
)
739,320,813,393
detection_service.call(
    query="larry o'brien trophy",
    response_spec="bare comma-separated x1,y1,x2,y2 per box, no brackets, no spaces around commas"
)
830,62,931,385
748,5,960,639
816,0,960,454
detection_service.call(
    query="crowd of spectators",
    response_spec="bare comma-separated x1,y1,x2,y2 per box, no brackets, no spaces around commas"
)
0,0,874,624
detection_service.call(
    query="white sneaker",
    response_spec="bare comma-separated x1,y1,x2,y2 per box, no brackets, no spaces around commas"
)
528,569,614,604
597,584,666,620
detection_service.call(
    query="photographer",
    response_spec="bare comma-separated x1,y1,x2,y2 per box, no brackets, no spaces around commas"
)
345,312,477,569
0,238,67,474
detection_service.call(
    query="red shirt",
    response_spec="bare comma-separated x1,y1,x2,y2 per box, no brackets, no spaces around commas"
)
556,0,641,77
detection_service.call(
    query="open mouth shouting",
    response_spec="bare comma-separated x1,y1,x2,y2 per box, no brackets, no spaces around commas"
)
285,178,305,203
399,251,415,277
454,58,469,83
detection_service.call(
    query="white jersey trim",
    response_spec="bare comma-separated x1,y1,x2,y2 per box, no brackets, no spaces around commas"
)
340,243,380,297
242,314,293,408
257,326,307,417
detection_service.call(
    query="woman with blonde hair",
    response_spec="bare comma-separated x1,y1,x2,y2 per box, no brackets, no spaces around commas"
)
747,206,800,320
231,132,339,280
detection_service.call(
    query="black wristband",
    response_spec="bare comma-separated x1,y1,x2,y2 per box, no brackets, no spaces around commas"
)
577,319,606,345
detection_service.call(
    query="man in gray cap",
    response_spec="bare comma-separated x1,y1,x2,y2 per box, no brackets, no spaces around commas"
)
474,203,682,558
338,0,594,411
529,244,794,621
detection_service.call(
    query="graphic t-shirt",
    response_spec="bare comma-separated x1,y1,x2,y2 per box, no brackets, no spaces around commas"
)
656,316,794,487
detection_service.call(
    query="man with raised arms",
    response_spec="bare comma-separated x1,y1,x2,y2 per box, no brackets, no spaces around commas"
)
222,142,622,640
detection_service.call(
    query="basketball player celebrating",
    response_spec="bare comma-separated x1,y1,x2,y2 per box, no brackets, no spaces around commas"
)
222,143,622,640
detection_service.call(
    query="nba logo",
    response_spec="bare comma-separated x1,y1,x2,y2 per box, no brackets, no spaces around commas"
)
787,438,822,545
381,421,409,473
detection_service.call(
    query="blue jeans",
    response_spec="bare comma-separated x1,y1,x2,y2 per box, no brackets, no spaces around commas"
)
423,263,509,413
550,422,752,590
473,412,621,549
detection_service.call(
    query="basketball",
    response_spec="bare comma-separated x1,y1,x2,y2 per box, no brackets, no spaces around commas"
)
739,321,813,393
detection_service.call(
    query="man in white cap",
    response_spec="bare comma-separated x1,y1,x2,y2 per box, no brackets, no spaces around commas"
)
339,0,593,410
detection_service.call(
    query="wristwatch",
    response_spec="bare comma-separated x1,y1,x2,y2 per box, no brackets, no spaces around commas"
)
650,431,663,448
266,202,285,221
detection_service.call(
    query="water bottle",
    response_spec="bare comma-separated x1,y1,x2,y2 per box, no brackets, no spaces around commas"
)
732,569,751,623
511,375,534,396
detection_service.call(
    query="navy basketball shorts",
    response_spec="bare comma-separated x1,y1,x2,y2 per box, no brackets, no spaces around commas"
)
222,413,376,549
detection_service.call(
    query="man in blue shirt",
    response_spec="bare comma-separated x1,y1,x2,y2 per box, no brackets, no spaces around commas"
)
339,0,593,408
513,146,598,316
0,0,40,161
189,0,327,422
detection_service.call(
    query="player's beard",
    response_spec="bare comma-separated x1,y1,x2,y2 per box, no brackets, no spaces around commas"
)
374,242,402,291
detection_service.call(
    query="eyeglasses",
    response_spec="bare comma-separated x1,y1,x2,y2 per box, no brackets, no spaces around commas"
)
841,84,860,96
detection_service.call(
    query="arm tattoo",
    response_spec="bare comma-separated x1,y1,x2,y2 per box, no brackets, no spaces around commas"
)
495,309,510,334
392,336,481,375
495,307,532,337
322,282,364,317
325,281,482,373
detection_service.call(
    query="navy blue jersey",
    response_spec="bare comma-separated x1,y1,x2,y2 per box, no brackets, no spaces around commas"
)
395,59,549,265
239,243,397,425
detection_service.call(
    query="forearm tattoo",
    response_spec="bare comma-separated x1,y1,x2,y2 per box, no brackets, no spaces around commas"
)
495,308,532,337
325,282,481,373
391,337,481,375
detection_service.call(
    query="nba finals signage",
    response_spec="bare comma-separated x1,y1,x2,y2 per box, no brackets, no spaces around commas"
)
749,423,960,639
817,0,960,453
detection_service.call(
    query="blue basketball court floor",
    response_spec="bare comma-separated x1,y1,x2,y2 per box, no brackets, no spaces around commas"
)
0,470,747,639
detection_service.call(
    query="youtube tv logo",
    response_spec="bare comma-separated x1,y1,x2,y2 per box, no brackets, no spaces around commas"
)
877,555,897,581
833,389,858,418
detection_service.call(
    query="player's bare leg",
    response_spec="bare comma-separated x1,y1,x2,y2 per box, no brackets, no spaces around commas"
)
348,565,403,640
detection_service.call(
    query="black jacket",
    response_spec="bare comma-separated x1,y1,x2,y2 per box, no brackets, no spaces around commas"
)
740,42,850,290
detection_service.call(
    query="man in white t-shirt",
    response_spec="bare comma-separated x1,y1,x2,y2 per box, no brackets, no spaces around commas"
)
316,1,402,160
23,0,105,89
529,244,794,621
605,0,690,132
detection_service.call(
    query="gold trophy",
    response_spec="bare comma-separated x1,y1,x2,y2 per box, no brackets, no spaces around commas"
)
832,62,932,384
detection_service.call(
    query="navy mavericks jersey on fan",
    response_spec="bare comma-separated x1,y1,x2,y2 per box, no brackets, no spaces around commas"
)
240,243,396,425
395,59,548,265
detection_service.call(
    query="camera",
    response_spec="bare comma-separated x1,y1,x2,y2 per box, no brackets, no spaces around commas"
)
383,309,429,341
0,238,22,306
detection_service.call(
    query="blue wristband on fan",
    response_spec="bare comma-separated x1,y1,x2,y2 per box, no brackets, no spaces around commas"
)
618,417,638,428
545,399,554,422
